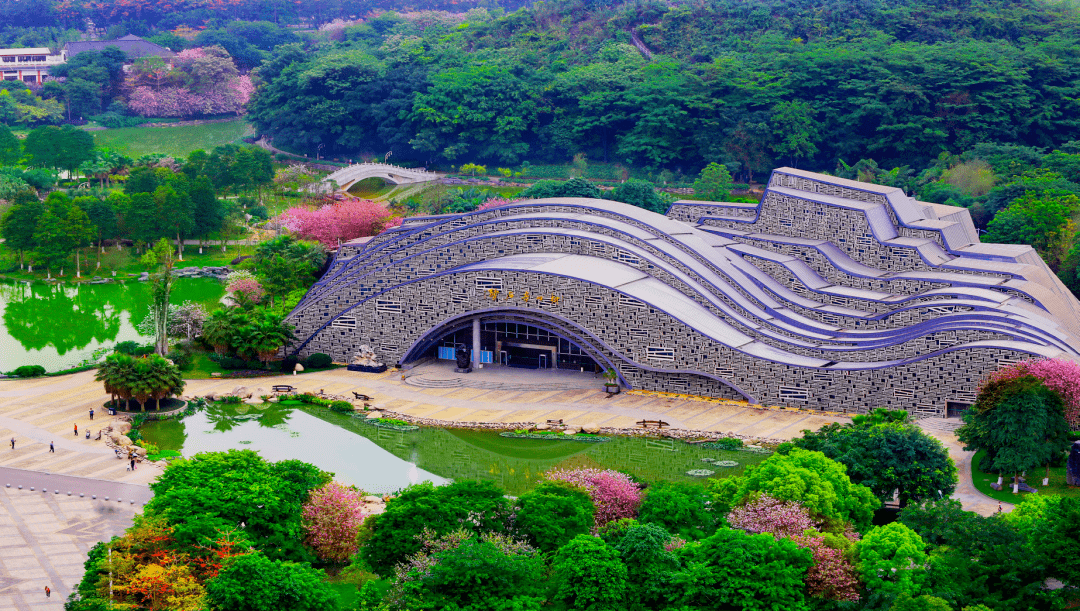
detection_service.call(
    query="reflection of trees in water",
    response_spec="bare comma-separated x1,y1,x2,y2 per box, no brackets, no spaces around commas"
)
3,281,124,354
0,278,226,358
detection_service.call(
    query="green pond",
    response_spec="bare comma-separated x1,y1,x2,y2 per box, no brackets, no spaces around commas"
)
0,277,226,372
140,401,767,495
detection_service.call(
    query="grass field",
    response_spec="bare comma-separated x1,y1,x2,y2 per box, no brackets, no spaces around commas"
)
92,120,254,158
970,449,1080,503
0,241,257,283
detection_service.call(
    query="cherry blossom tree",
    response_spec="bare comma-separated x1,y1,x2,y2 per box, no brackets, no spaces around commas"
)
983,358,1080,427
278,198,399,247
543,468,644,529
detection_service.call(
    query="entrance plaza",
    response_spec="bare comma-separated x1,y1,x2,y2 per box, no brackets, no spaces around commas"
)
0,366,1003,609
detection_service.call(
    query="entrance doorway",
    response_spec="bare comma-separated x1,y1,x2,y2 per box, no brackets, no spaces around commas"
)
429,321,599,371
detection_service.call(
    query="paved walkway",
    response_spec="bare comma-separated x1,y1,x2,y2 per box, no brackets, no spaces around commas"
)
916,417,1010,517
0,470,146,611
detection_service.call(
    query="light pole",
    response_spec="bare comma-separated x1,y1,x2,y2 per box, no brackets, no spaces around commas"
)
317,144,324,161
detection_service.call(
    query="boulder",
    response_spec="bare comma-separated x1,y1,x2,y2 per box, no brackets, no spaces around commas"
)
366,411,382,419
244,397,262,405
563,428,579,435
534,423,550,431
117,435,133,447
232,386,247,397
204,393,217,401
268,397,279,403
114,421,132,434
133,446,147,457
581,423,601,434
294,363,305,372
363,495,384,504
109,433,121,444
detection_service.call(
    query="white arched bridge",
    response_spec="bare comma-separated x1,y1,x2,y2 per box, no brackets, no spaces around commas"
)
323,163,442,191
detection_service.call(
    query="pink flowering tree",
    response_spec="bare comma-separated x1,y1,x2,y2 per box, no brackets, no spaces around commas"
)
476,197,523,212
278,198,399,247
128,46,253,118
982,358,1080,427
793,534,862,602
301,482,369,562
728,492,819,538
226,272,264,304
543,468,644,529
729,493,862,602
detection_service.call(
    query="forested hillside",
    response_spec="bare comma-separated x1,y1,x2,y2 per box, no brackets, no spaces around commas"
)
239,0,1080,176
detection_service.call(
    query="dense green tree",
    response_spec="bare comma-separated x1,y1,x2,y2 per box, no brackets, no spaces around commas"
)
0,123,20,164
608,178,673,213
637,481,719,540
1026,496,1080,588
668,527,814,611
549,535,628,611
857,522,929,599
1,198,44,269
361,480,511,574
205,553,337,611
517,177,602,200
711,448,880,531
399,536,546,611
787,409,957,506
956,376,1071,491
242,235,325,307
146,450,328,561
693,162,734,201
514,481,594,553
984,190,1079,270
604,521,682,610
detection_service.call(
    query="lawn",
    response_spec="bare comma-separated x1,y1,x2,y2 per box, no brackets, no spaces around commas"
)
182,351,343,380
970,449,1080,503
0,241,256,282
92,119,254,158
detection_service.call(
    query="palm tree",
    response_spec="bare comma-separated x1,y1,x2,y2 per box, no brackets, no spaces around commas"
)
236,314,295,368
202,309,241,355
96,353,136,409
127,355,185,411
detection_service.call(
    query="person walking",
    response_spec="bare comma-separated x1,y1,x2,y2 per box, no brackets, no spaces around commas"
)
44,586,50,598
73,423,78,437
89,408,94,421
49,441,54,453
130,457,136,471
9,437,14,450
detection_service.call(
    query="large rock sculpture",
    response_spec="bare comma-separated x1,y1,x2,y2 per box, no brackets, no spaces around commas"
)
347,344,387,373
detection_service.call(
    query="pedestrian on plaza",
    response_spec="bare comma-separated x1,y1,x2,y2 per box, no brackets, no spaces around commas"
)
45,586,50,598
997,501,1003,514
49,442,54,453
130,457,136,471
85,430,90,439
89,408,94,421
73,423,78,436
9,437,13,449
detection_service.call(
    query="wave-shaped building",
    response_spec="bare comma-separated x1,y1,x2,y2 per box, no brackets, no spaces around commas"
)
286,168,1080,416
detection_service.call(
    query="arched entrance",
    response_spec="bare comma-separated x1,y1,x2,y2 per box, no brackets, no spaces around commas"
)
400,311,610,378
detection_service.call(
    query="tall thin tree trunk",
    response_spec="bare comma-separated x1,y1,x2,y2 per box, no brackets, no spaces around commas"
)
76,250,81,278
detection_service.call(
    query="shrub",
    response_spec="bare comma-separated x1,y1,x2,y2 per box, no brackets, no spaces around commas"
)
127,428,142,443
114,341,142,355
219,356,246,370
166,348,193,371
281,355,299,373
361,480,511,574
711,436,743,450
11,365,46,378
328,400,353,414
514,481,594,552
219,395,243,404
304,353,333,369
549,535,628,611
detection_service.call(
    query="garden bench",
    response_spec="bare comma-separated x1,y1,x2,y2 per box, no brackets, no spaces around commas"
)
272,385,295,393
353,392,373,401
636,419,669,429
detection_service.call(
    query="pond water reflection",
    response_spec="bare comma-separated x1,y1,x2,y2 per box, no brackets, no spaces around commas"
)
141,402,767,494
0,278,225,371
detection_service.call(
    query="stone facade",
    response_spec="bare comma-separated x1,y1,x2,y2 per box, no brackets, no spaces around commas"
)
287,168,1080,416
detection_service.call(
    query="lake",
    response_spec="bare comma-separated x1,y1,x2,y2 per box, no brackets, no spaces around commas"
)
140,401,767,494
0,277,226,372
